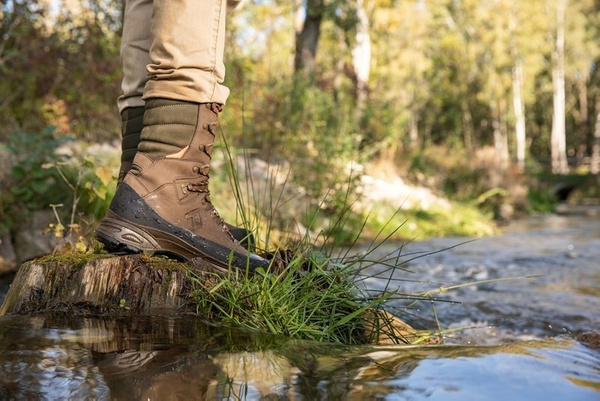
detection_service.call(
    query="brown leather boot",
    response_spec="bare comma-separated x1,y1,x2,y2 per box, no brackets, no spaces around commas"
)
116,103,254,249
98,99,267,271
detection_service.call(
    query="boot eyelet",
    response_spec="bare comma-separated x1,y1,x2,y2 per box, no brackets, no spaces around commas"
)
192,166,200,173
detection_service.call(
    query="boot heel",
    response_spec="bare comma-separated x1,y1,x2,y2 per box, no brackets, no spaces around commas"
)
96,212,160,254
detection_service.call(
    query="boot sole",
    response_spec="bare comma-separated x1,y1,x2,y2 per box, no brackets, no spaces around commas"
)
96,184,269,272
97,211,258,271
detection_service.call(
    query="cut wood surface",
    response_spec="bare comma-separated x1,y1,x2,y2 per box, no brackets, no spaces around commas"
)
0,255,197,316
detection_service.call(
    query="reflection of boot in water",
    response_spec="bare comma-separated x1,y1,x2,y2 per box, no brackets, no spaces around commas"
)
139,361,218,401
94,349,218,401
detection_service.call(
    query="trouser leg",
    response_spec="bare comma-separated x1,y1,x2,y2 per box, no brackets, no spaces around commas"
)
118,0,153,114
143,0,230,105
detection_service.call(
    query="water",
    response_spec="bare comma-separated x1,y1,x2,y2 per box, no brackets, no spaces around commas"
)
356,206,600,343
0,207,599,400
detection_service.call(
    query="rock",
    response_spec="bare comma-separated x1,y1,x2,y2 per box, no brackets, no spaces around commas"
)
577,332,600,350
12,210,62,265
363,309,440,345
0,234,17,275
0,144,15,187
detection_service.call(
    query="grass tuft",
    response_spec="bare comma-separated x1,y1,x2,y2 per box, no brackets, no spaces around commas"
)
188,240,436,345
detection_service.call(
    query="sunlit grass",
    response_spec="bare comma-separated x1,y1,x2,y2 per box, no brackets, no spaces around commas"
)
186,135,448,345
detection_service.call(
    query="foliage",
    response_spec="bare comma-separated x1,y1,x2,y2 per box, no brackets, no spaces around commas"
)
407,145,531,218
1,127,118,246
526,187,557,214
365,203,495,241
189,241,434,345
0,0,121,141
5,127,69,211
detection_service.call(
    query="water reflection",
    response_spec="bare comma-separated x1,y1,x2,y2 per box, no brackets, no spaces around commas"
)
0,314,599,400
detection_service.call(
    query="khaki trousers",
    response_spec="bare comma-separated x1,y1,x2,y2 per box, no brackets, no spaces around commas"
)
118,0,244,113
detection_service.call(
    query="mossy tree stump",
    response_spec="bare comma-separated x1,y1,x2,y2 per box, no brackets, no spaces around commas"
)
0,253,431,345
0,254,201,316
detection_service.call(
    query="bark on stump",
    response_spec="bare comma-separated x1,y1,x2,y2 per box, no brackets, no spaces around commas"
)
0,255,198,316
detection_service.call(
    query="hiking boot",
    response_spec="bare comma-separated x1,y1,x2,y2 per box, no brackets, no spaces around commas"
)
98,99,267,271
116,104,254,249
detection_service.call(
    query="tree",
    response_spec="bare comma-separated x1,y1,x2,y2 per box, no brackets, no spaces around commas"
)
351,0,371,119
295,0,325,79
550,0,568,174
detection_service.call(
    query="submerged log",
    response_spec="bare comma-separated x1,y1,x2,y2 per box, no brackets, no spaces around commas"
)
0,254,203,316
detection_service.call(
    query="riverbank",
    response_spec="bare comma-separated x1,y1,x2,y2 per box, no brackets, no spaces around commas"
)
2,139,598,273
0,140,498,272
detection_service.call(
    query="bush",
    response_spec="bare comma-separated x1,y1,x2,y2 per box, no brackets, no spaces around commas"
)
1,128,119,244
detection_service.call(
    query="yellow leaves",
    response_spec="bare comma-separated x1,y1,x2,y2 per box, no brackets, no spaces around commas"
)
94,167,113,187
45,222,65,238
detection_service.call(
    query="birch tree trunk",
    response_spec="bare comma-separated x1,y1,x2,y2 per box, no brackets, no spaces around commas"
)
409,105,419,149
351,0,371,119
576,75,589,166
512,59,527,172
551,0,569,174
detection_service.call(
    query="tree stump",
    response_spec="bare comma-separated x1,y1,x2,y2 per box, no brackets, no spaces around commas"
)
0,253,433,345
0,254,199,316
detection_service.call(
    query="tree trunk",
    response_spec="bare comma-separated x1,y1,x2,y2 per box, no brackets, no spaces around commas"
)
0,254,428,345
551,0,569,174
512,59,527,172
492,103,509,170
591,95,600,174
461,100,474,151
409,105,419,149
294,0,324,79
0,255,211,316
351,0,371,119
576,74,589,166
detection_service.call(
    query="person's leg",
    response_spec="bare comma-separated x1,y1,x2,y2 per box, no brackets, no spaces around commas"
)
98,0,267,271
141,0,230,105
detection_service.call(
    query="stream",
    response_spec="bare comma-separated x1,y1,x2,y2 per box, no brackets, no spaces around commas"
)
0,207,599,400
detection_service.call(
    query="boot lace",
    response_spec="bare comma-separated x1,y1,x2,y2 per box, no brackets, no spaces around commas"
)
186,109,234,240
